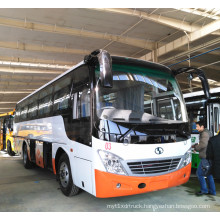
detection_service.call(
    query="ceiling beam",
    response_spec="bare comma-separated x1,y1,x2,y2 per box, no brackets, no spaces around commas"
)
159,37,220,64
0,104,16,108
0,77,53,83
0,82,44,89
175,8,220,20
92,8,196,32
0,60,71,70
0,66,62,75
0,80,42,85
141,19,220,61
0,16,154,50
91,8,220,36
0,55,75,66
169,46,220,57
166,60,220,72
0,102,17,104
0,41,90,56
0,95,29,101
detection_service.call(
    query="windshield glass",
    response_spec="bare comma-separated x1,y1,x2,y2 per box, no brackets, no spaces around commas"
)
95,64,187,123
94,63,189,144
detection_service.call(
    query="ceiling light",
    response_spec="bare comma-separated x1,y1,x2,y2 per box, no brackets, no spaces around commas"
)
0,91,32,94
0,60,71,70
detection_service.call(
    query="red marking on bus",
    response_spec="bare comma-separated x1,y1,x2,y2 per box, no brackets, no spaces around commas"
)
105,142,111,150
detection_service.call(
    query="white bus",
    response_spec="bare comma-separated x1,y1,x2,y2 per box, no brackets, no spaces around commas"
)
13,50,192,198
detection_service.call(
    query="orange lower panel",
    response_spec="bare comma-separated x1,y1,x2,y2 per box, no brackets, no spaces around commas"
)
95,163,191,198
52,158,56,174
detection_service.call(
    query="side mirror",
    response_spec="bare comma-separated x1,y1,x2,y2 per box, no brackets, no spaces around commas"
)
84,49,113,88
97,50,113,88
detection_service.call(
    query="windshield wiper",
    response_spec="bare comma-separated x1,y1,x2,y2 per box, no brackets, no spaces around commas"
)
117,125,138,143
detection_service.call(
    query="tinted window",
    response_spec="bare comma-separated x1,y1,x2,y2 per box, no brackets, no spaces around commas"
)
54,76,71,93
27,93,39,119
15,105,21,123
20,106,28,121
39,95,52,116
38,87,53,117
54,87,70,111
28,101,38,119
52,75,71,114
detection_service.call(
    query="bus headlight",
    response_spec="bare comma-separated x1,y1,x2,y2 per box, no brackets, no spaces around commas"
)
98,150,127,175
179,149,192,168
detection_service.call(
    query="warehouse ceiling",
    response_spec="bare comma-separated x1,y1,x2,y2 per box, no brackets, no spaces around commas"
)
0,8,220,113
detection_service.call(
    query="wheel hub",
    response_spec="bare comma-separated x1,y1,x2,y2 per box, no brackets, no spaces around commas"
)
59,162,69,188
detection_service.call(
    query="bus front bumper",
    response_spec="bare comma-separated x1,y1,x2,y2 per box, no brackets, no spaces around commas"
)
95,163,191,198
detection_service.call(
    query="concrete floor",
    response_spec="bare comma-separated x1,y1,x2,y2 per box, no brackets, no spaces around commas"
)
0,150,220,212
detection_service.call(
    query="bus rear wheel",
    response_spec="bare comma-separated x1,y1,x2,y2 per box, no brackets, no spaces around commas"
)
23,143,34,169
58,153,80,196
7,140,15,156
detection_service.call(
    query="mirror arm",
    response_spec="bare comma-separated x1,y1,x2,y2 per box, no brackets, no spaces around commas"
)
84,49,100,66
172,67,210,100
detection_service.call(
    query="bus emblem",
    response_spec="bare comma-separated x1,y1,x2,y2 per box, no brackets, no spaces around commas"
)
155,147,164,155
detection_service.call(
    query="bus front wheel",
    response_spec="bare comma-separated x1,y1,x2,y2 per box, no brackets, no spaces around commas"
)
58,153,80,196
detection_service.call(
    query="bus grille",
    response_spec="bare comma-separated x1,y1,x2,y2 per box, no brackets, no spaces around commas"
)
127,158,181,175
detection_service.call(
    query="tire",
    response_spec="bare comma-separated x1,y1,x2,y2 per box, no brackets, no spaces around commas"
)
58,153,80,196
7,140,15,156
23,143,34,169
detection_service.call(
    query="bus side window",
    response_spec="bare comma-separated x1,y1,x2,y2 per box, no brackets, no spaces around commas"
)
39,95,52,117
15,105,21,123
28,101,38,119
20,106,28,122
53,75,71,115
53,87,70,112
38,87,53,117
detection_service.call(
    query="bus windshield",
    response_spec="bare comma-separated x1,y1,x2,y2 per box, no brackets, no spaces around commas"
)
95,64,187,124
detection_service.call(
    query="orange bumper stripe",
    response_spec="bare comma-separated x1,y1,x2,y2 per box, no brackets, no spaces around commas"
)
95,163,191,198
